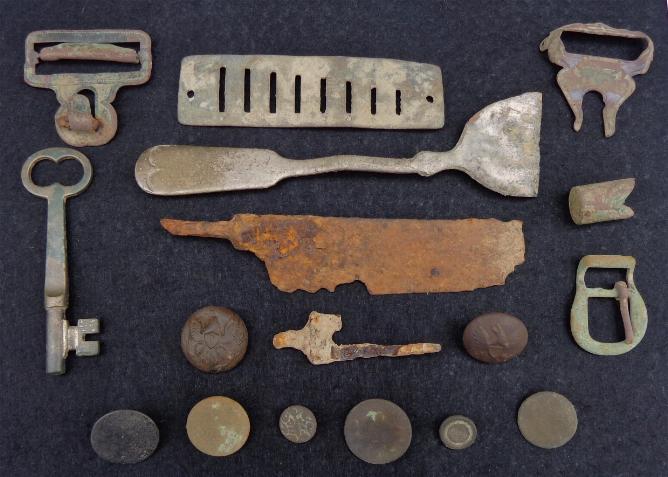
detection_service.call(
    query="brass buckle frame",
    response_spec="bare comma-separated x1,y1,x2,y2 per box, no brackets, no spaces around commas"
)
571,255,647,355
24,30,152,146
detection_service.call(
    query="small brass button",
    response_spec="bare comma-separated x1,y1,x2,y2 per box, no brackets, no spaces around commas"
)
180,306,248,373
344,399,412,465
279,405,317,443
517,391,577,449
463,312,528,363
90,410,159,464
186,396,250,456
439,415,477,450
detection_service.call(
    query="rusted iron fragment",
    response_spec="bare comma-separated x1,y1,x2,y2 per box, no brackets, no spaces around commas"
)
24,30,152,146
569,178,635,225
161,214,525,295
570,255,647,356
137,93,542,198
540,22,654,137
178,55,444,129
273,311,440,365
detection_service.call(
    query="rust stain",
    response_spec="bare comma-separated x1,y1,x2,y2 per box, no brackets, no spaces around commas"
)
273,311,441,365
161,214,525,295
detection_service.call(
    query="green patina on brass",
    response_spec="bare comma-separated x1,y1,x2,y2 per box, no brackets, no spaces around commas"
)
540,23,654,137
571,255,647,356
569,178,635,225
21,148,100,374
24,30,152,147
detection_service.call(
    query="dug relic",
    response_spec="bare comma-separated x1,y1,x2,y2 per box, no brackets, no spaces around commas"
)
273,311,441,365
569,178,635,225
137,93,542,197
279,405,317,444
186,396,251,457
180,306,248,373
161,214,525,295
517,391,578,449
24,30,152,146
540,23,654,137
439,415,477,450
90,410,159,464
344,399,412,465
571,255,647,356
178,55,444,129
462,312,528,364
21,148,100,374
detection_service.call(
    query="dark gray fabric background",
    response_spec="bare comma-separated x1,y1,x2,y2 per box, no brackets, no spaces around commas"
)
0,1,666,475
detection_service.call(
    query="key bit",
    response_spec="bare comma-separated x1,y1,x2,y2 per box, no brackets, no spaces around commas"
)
21,148,100,374
273,311,441,365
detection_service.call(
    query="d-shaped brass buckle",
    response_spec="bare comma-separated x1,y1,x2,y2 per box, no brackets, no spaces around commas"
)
571,255,647,355
24,30,152,146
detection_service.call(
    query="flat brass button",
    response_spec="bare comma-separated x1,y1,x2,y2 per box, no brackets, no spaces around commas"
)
463,312,528,363
186,396,250,456
517,391,577,449
344,399,412,465
180,306,248,373
439,415,477,450
279,405,317,443
90,410,159,464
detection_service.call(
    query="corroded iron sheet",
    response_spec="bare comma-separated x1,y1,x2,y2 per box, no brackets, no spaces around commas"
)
138,93,542,198
273,311,441,365
178,55,444,128
540,23,654,137
161,214,525,295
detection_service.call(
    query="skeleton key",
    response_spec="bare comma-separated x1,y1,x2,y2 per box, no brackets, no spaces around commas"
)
21,148,100,374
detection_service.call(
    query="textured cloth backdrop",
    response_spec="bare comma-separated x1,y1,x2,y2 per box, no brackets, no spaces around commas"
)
0,1,666,475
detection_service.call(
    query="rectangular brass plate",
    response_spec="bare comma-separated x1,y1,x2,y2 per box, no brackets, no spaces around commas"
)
178,55,444,128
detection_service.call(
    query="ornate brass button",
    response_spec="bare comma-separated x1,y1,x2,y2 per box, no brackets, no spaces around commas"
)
180,306,248,372
463,312,528,363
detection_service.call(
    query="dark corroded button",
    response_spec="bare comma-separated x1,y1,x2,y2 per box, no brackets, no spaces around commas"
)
517,391,578,449
463,312,528,363
344,399,412,465
90,410,159,464
439,415,477,450
279,405,317,443
181,306,248,372
186,396,250,456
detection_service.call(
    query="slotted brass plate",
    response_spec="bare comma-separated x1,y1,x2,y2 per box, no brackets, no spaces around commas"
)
178,55,444,128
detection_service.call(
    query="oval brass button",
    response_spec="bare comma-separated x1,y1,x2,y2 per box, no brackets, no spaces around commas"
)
186,396,250,456
180,306,248,373
463,312,528,363
344,399,412,465
517,391,577,449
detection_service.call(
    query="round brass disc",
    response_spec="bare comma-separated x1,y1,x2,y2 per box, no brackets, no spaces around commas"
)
186,396,250,456
344,398,412,465
517,391,577,449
